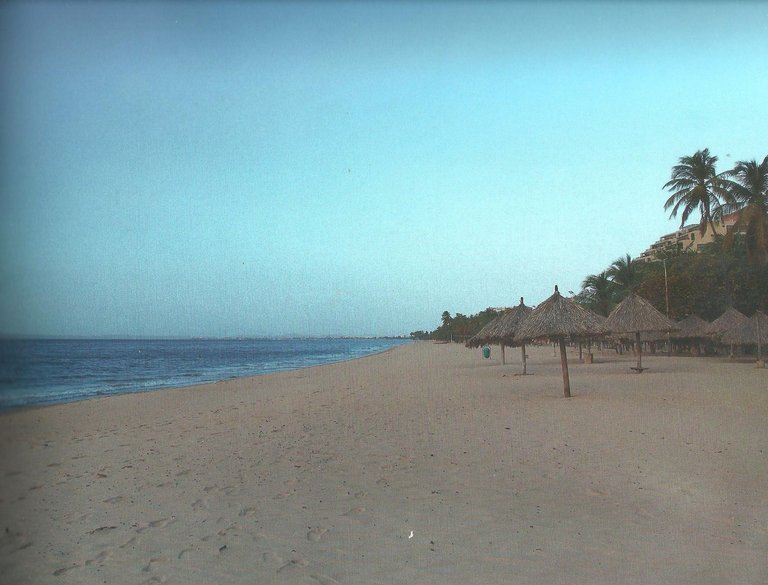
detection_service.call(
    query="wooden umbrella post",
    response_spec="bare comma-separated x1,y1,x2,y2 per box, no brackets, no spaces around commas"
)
635,331,643,371
521,343,527,375
501,344,506,365
558,337,571,398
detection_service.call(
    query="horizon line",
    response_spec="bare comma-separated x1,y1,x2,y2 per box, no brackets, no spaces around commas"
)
0,334,412,341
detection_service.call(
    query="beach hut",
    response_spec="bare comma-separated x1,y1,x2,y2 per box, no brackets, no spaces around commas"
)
711,307,750,358
514,286,605,397
604,293,676,372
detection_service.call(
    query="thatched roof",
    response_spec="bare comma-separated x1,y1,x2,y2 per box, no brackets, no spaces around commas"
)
465,313,504,348
604,293,676,334
486,298,532,346
514,286,605,343
720,310,768,345
671,314,714,340
639,330,670,342
710,307,749,339
466,298,533,348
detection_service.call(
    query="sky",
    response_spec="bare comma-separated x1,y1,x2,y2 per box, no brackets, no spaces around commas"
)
1,1,766,338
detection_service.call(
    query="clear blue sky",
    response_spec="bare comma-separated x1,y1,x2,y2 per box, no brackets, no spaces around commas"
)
1,1,766,337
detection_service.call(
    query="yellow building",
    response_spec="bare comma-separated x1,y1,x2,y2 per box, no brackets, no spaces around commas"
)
638,212,740,263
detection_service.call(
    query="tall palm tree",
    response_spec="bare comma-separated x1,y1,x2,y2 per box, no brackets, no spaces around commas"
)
580,271,614,316
607,254,643,299
723,155,768,266
663,148,732,235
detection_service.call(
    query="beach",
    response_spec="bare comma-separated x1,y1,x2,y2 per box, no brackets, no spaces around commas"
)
1,342,766,584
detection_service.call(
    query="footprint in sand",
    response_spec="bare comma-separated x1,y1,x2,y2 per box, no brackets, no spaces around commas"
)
311,575,341,585
277,558,310,574
103,496,124,504
149,518,175,528
342,506,366,517
238,506,257,517
587,485,609,497
177,548,193,560
191,498,209,511
85,549,112,566
53,563,81,576
143,556,167,572
307,526,328,542
262,551,283,565
137,518,176,533
120,536,139,549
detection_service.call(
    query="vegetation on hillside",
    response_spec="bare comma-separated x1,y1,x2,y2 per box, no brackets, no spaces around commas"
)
413,150,767,341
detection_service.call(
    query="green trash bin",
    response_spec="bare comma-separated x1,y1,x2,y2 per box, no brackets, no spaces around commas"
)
482,346,491,359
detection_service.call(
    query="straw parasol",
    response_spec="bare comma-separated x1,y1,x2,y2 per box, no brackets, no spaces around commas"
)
669,314,715,355
488,298,532,372
711,307,750,357
747,310,768,363
514,286,606,397
719,310,768,362
603,293,676,372
672,314,714,340
466,298,532,369
465,314,504,349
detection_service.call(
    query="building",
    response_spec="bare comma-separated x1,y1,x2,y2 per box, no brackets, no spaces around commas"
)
638,212,740,263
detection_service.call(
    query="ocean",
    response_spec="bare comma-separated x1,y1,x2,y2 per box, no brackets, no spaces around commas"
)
0,337,411,410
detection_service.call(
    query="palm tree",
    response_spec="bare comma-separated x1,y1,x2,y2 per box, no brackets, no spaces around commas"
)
663,148,732,235
607,254,643,299
723,155,768,266
580,271,614,316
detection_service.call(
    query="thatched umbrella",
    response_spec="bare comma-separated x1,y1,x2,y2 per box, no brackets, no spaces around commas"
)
720,310,768,362
673,314,714,340
711,307,750,358
604,293,676,372
670,314,714,355
514,286,606,397
466,298,533,369
466,314,503,350
748,310,768,363
487,297,532,372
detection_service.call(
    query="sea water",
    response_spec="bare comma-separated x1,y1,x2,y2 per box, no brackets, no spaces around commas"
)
0,337,411,410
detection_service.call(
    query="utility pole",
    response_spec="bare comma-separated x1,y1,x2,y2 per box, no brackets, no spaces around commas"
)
664,258,671,357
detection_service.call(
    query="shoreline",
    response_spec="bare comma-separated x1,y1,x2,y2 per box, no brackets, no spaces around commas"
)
1,342,766,584
0,338,412,413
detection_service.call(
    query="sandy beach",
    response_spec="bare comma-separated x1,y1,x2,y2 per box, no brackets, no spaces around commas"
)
1,341,766,584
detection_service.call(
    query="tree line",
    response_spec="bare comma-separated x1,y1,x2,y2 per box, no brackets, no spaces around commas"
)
413,150,767,340
410,308,500,341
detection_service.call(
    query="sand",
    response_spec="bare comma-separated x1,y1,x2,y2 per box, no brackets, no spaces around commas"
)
1,341,766,584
